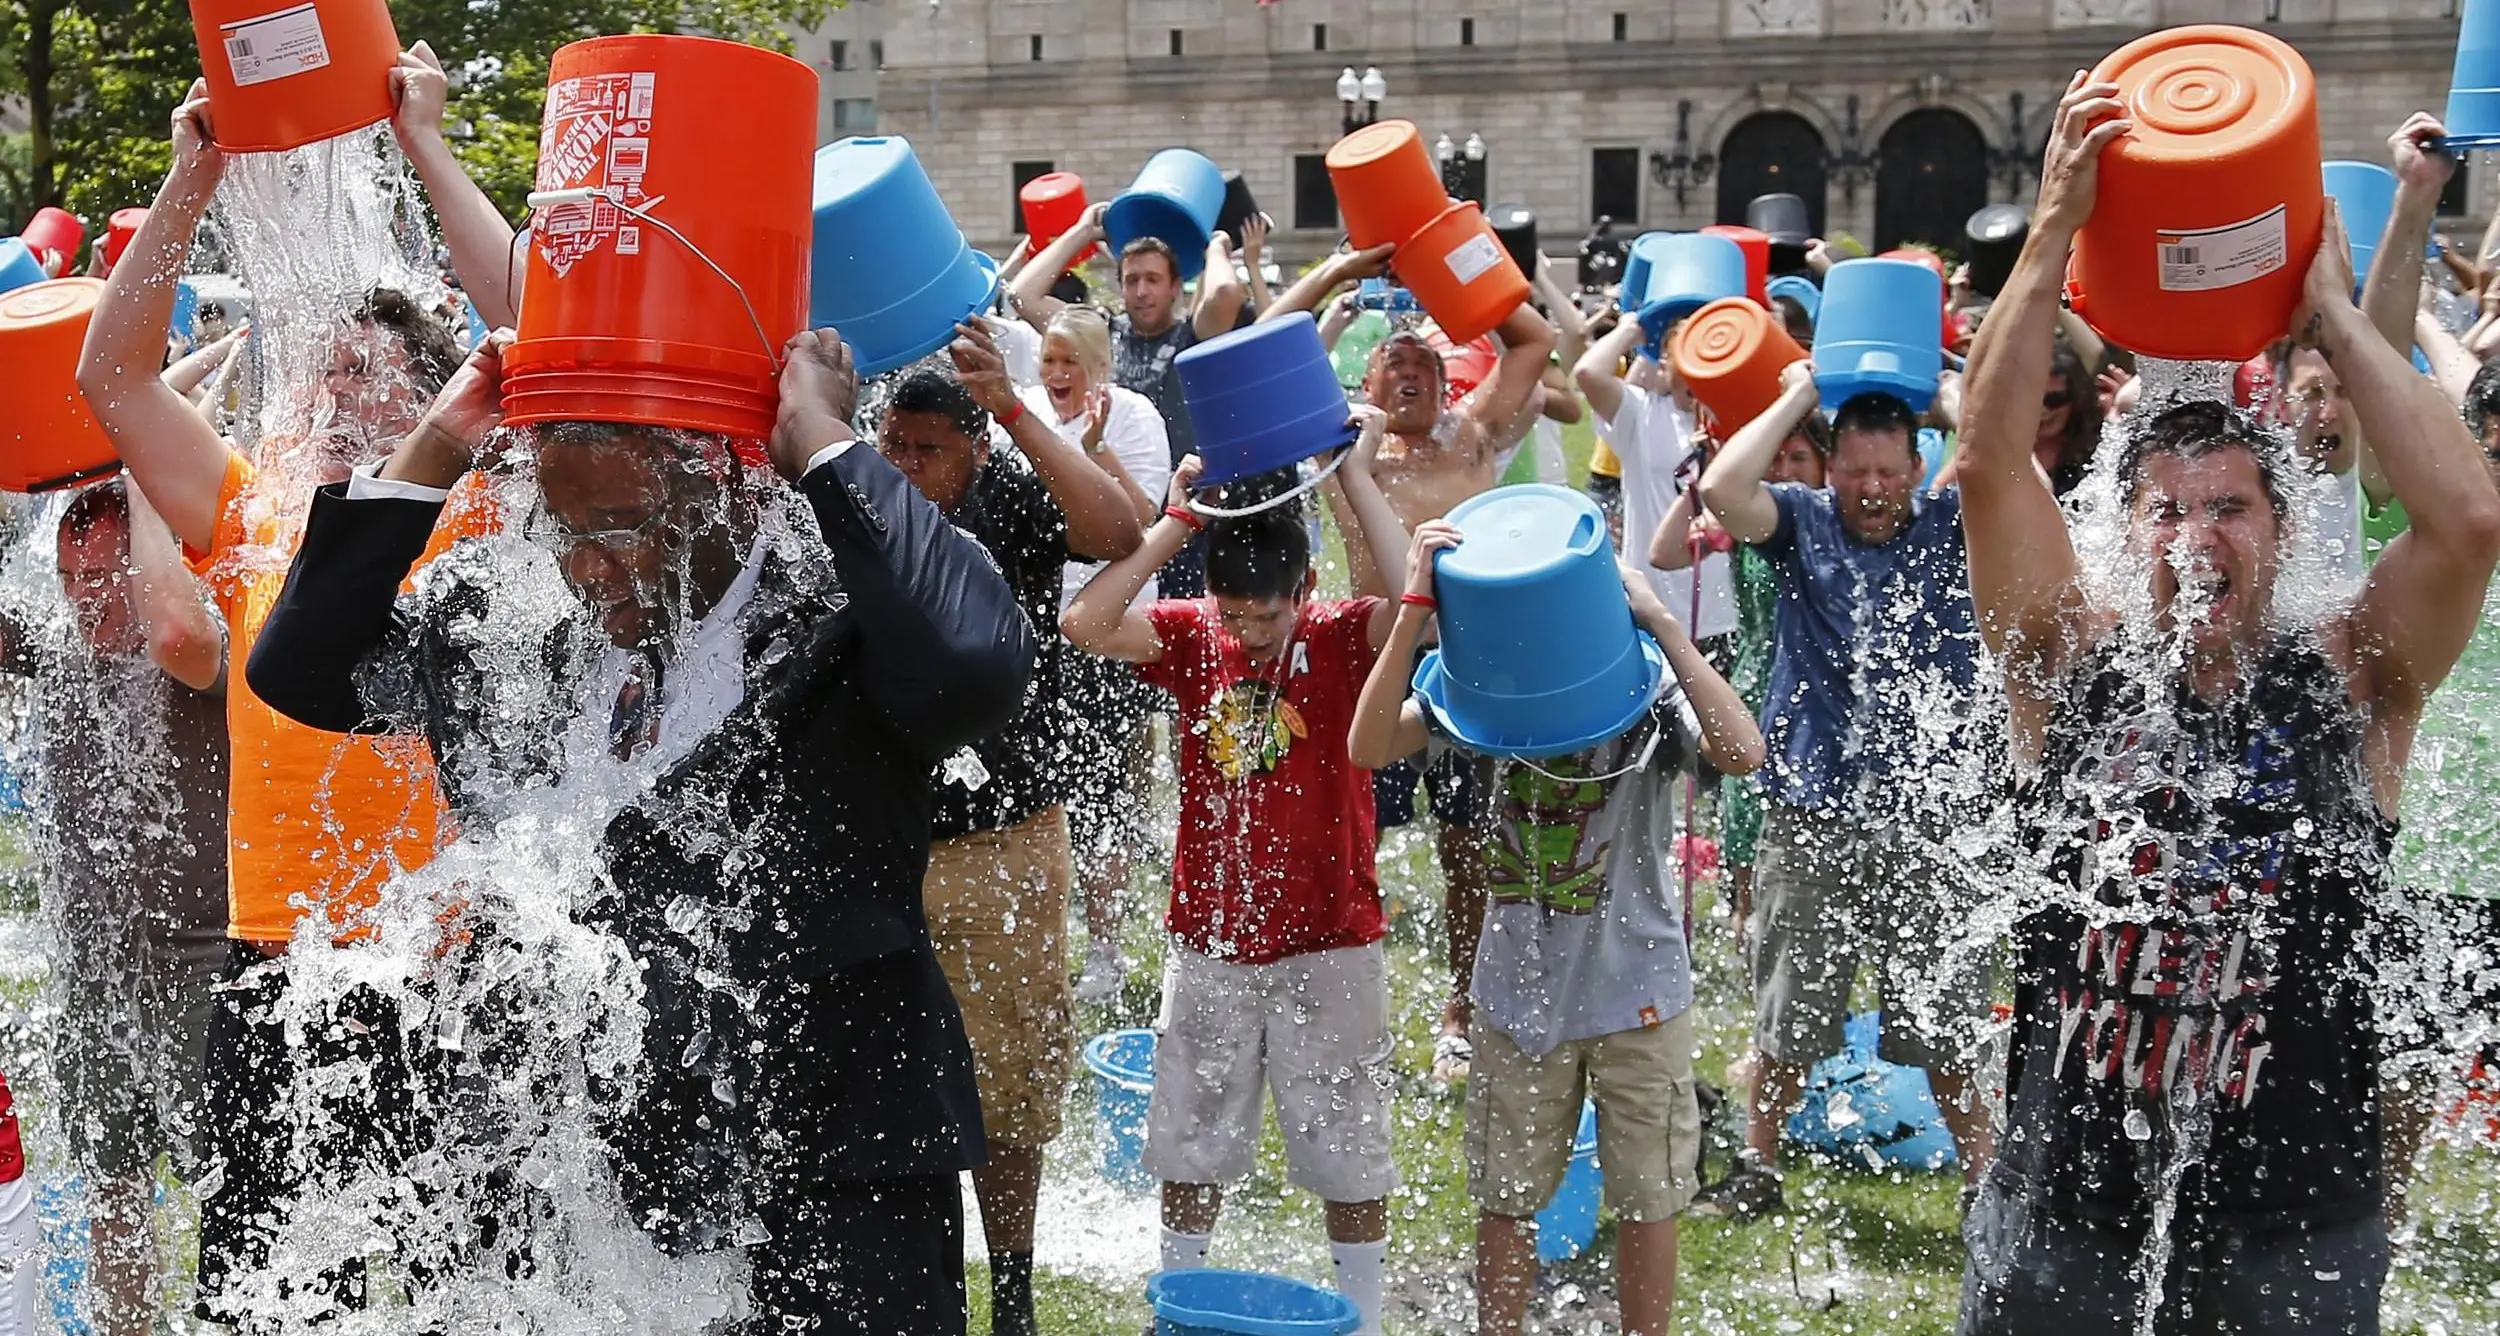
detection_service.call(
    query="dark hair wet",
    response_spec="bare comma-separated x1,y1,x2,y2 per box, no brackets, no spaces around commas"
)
353,287,464,396
58,476,131,542
1206,502,1311,603
883,361,991,441
1832,392,1920,460
2114,399,2291,520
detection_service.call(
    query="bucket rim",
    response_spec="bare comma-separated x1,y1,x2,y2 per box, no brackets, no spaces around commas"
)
1082,1028,1157,1091
825,247,1000,379
1194,418,1358,488
1103,193,1213,281
1411,632,1667,760
1146,1268,1362,1335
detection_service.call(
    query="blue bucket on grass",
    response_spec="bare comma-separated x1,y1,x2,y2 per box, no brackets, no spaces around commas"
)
1084,1029,1157,1191
1415,485,1666,758
1534,1101,1602,1263
1813,257,1943,413
1785,1011,1958,1172
2449,0,2500,149
0,241,45,298
809,136,1001,378
1635,232,1748,340
2323,161,2399,290
1175,312,1355,486
1765,273,1821,326
1147,1269,1360,1336
1107,150,1226,282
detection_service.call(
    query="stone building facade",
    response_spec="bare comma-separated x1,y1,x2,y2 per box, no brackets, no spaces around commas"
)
872,0,2472,263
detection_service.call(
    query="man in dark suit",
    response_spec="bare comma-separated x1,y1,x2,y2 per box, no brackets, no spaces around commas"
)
244,328,1034,1335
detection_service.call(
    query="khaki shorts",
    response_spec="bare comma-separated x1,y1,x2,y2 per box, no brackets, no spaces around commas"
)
1748,801,1992,1071
923,805,1076,1149
1465,1010,1703,1223
1143,941,1396,1202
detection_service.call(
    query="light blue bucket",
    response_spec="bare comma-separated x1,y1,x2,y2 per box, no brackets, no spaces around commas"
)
38,1177,90,1336
2322,161,2398,290
170,278,199,344
1534,1101,1602,1263
1813,257,1943,413
1147,1269,1361,1336
1083,1029,1157,1192
1617,231,1672,309
2448,0,2500,148
0,240,45,297
1765,273,1821,326
1106,149,1226,282
1635,232,1749,341
809,135,1001,378
1785,1011,1958,1172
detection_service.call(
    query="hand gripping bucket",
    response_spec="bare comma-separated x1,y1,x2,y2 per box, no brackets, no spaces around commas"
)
1020,171,1098,268
1106,150,1226,282
1082,1029,1156,1191
504,35,817,440
1390,200,1531,345
1534,1102,1602,1263
1813,257,1944,413
1963,203,2029,299
2448,0,2500,149
189,0,401,153
810,136,1001,378
0,280,121,493
1673,297,1809,438
1175,312,1356,496
2322,161,2398,290
1327,121,1448,251
1146,1270,1361,1336
0,241,46,297
1702,224,1772,304
1415,485,1668,758
2067,24,2322,363
1634,232,1750,342
19,208,81,275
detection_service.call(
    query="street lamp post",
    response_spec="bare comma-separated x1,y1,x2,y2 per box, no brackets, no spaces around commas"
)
1338,66,1385,136
1435,131,1487,202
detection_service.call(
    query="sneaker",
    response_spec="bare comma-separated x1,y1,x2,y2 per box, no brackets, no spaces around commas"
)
1075,939,1125,1004
1688,1152,1785,1221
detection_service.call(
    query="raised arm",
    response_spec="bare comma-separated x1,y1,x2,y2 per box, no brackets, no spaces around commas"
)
1537,252,1589,371
1335,405,1414,649
1572,309,1643,428
1697,359,1816,545
1006,201,1105,331
1647,485,1703,572
1239,213,1274,317
126,478,223,691
1256,245,1395,324
2415,294,2481,407
74,81,233,552
1462,303,1558,447
1347,521,1458,770
1192,231,1248,341
392,41,518,329
1623,563,1764,776
1957,74,2122,678
1062,460,1203,664
2359,113,2450,364
949,321,1140,560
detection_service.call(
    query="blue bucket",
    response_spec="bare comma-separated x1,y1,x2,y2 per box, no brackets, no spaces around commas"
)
1416,485,1666,758
1083,1029,1157,1191
0,240,44,297
1534,1102,1602,1263
1147,1269,1360,1336
1785,1011,1958,1172
1175,312,1355,486
1765,273,1821,326
38,1177,90,1336
1635,232,1749,340
170,278,199,344
1353,277,1421,314
1617,231,1671,310
2322,161,2398,290
1106,149,1226,282
2449,0,2500,148
810,135,1001,378
1812,257,1943,413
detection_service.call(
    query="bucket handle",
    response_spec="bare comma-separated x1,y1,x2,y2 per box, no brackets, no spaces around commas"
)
1184,448,1351,520
523,187,784,372
1510,708,1663,785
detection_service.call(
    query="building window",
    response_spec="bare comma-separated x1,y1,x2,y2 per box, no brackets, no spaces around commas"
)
832,98,876,133
1460,17,1476,44
1029,34,1044,60
1591,147,1640,223
829,39,849,71
1169,27,1183,55
871,39,885,69
1612,11,1628,39
1313,22,1327,50
1012,161,1055,233
1293,154,1338,232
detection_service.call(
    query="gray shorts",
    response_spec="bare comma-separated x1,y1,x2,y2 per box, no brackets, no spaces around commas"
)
56,939,220,1181
1747,801,1993,1071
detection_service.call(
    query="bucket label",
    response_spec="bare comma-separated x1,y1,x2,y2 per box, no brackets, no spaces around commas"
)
2155,205,2288,294
534,70,659,278
219,2,330,89
1444,232,1505,287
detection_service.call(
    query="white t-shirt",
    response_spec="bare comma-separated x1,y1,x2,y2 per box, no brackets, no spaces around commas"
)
1023,382,1171,610
987,315,1044,388
1594,387,1738,641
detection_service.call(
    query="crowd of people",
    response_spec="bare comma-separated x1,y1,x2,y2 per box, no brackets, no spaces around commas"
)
0,28,2495,1336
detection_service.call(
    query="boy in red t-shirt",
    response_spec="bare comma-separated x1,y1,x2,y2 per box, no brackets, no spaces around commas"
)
1063,407,1410,1336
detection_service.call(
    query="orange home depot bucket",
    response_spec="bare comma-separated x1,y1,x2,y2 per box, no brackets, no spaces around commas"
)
1327,120,1448,251
1390,201,1531,345
503,35,817,442
1672,297,1807,437
1020,172,1098,268
0,280,119,493
188,0,401,153
2068,25,2322,363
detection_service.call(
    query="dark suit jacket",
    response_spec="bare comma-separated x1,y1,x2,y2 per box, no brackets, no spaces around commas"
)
244,443,1033,1238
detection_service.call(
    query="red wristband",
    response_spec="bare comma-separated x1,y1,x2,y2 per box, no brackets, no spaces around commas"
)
1164,504,1206,533
1400,592,1438,611
996,400,1028,430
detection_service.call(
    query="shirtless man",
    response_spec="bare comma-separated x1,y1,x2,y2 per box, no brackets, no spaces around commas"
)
1261,248,1557,1076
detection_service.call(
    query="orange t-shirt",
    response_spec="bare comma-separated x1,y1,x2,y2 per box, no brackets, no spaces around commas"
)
189,450,495,945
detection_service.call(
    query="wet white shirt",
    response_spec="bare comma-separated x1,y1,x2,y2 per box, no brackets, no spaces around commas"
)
1593,387,1738,641
1023,382,1170,611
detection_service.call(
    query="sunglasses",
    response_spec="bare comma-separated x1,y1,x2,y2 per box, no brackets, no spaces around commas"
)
2042,389,2073,410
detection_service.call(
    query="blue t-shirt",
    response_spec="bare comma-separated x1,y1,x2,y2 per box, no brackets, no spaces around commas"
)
1752,483,1979,811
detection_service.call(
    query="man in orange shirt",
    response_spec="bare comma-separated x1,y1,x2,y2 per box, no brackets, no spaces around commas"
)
76,77,503,1324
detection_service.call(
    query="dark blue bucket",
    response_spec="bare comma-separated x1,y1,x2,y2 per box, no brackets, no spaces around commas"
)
810,135,1000,378
1534,1101,1602,1263
1106,149,1226,282
1175,312,1355,487
1083,1029,1157,1191
1147,1269,1361,1336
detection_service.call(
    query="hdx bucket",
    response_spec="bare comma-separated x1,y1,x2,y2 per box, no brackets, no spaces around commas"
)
1215,170,1263,247
503,35,817,441
1488,202,1540,277
1327,120,1448,251
1702,223,1772,304
1813,257,1944,413
1673,297,1809,438
188,0,401,153
1175,312,1356,487
811,135,1000,378
1147,1269,1361,1336
2067,24,2322,364
0,279,120,492
2448,0,2500,148
1535,1102,1602,1263
1415,485,1667,758
2321,160,2398,289
1082,1029,1157,1191
1106,150,1226,281
1020,171,1098,267
1635,232,1750,341
1390,201,1531,345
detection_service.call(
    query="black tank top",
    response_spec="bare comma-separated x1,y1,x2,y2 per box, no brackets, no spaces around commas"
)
2002,634,2392,1225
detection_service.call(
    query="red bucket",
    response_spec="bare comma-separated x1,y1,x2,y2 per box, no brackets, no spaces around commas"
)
1020,172,1099,269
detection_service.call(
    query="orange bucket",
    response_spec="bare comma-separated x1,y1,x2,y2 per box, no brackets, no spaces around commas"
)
188,0,401,153
1327,120,1448,250
0,280,119,493
1703,225,1771,304
1671,297,1807,438
2068,24,2322,363
504,35,817,442
1020,172,1099,268
1390,201,1531,345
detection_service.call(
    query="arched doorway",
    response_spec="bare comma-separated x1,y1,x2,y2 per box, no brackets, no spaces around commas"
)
1715,112,1828,237
1874,108,1989,254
